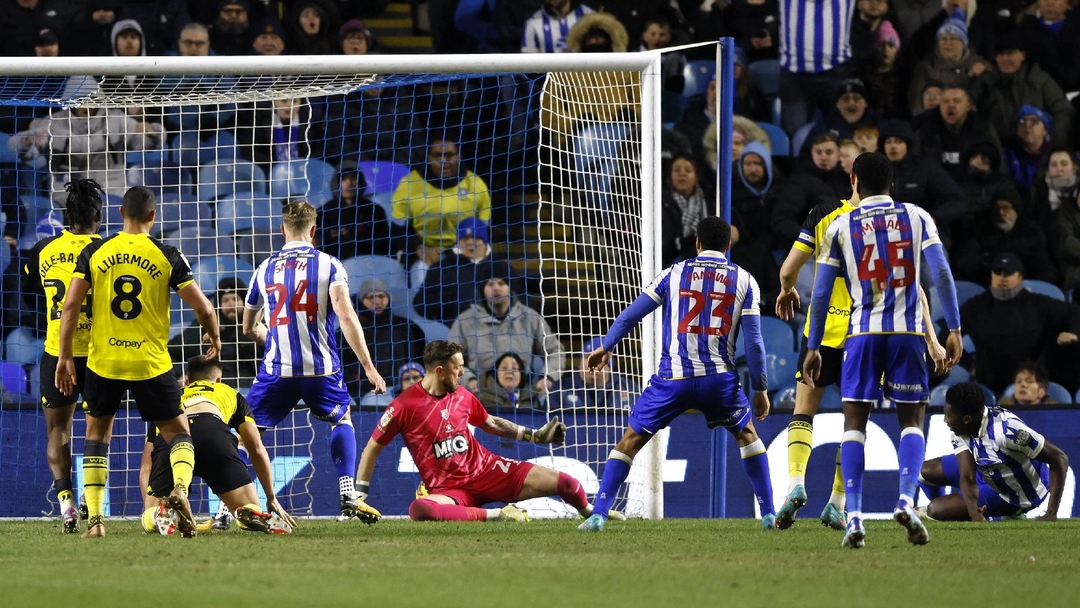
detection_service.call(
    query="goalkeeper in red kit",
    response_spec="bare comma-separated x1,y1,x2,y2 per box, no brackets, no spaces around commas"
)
357,340,611,522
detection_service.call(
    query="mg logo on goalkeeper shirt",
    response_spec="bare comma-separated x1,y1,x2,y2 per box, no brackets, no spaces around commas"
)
433,434,469,459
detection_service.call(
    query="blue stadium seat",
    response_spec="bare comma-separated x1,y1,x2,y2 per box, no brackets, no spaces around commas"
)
197,161,267,203
234,232,284,267
170,130,239,168
170,292,195,336
1076,388,1080,403
216,194,277,235
574,123,629,172
127,162,193,198
341,255,409,318
962,334,975,354
161,226,230,263
189,255,255,294
360,391,394,408
765,351,798,389
125,149,164,166
791,121,817,157
929,384,949,406
4,327,44,367
19,194,55,223
760,316,797,353
820,385,842,410
1002,382,1073,403
411,315,450,343
0,132,17,164
0,361,28,394
940,365,970,387
357,160,411,195
682,59,716,98
1023,279,1066,301
954,280,985,307
756,121,790,156
269,158,335,207
28,363,40,399
155,199,212,237
748,59,780,98
978,383,996,405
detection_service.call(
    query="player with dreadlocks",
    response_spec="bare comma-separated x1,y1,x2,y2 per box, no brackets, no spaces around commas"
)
22,179,104,533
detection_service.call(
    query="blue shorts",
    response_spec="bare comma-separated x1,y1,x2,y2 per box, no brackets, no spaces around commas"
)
630,372,750,436
939,453,1047,517
841,334,928,403
247,369,351,428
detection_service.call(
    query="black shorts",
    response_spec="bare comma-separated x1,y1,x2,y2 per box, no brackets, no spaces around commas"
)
39,354,88,408
147,413,252,497
794,342,843,388
84,369,183,422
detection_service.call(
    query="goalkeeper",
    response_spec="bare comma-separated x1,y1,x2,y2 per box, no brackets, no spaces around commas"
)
356,340,597,522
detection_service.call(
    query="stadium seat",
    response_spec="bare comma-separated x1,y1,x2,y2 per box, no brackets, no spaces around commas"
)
170,292,195,335
1002,382,1073,403
760,316,797,353
341,255,409,318
756,121,790,156
125,149,165,166
189,255,255,294
360,391,394,408
928,286,945,324
0,132,17,164
682,59,716,98
929,384,949,406
0,361,28,394
357,160,411,195
954,281,985,307
765,351,798,388
28,363,40,399
170,130,239,168
19,193,55,223
1076,388,1080,403
4,327,44,367
1023,279,1066,301
411,315,450,343
127,162,193,198
962,334,975,353
820,385,842,410
748,59,780,98
155,199,211,237
791,121,817,156
197,161,267,203
661,90,686,124
234,232,285,268
978,383,996,405
940,365,970,387
216,194,277,235
574,122,630,172
269,158,335,206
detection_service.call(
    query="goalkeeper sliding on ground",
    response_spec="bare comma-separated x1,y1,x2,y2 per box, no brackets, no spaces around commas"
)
356,340,622,522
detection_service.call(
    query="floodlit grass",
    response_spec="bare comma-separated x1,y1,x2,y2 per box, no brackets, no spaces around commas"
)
2,518,1078,608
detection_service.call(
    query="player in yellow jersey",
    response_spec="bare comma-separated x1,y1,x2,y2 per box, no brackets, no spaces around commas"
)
56,186,221,538
22,179,103,534
774,192,947,530
142,355,297,535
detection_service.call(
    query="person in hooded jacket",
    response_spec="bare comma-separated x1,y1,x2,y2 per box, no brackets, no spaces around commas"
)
770,132,851,251
1029,147,1079,234
289,0,338,55
340,278,426,398
954,139,1010,234
318,162,405,261
729,140,783,314
1049,182,1080,295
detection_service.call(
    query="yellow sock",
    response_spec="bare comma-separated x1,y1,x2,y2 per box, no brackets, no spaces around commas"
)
169,435,195,493
83,440,109,519
829,445,846,508
787,414,814,485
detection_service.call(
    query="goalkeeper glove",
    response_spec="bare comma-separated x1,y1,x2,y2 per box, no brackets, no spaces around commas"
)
526,417,566,445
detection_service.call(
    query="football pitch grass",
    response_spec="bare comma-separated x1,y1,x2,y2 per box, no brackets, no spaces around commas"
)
3,518,1079,608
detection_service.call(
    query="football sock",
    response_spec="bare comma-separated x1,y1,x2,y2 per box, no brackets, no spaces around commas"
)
897,427,925,507
840,431,866,520
593,450,634,518
918,474,944,501
216,502,231,519
408,498,487,522
339,476,356,496
168,434,195,492
83,440,109,520
329,420,357,482
786,414,813,491
741,439,774,516
556,472,589,514
829,445,846,509
54,478,75,512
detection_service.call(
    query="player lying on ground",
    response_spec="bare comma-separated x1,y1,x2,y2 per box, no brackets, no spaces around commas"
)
580,217,776,532
918,382,1069,522
357,340,605,522
141,356,297,535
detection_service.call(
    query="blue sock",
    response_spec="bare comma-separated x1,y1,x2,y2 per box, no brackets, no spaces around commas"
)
593,450,633,518
841,431,866,519
897,427,926,507
740,439,774,516
329,420,357,480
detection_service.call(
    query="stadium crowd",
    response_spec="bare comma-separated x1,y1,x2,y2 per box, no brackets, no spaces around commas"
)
2,0,1080,407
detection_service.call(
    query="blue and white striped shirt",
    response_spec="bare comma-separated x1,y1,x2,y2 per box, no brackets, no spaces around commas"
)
952,407,1050,510
246,242,348,377
779,0,855,73
521,4,593,53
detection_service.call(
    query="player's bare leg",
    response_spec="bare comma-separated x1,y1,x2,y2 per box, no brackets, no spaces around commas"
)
157,415,198,538
44,404,79,533
81,413,115,539
893,401,930,546
730,422,776,531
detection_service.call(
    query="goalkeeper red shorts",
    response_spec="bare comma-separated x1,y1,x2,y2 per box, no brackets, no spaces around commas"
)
431,458,535,507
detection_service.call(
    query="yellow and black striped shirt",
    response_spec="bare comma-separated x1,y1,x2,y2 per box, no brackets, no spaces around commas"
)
23,230,100,357
793,199,856,349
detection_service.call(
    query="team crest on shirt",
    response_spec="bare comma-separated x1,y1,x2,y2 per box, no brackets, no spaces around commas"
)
1013,430,1032,448
458,187,468,199
379,406,395,430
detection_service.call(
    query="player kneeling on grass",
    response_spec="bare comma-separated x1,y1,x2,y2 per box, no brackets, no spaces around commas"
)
918,382,1068,522
141,355,297,535
356,340,601,522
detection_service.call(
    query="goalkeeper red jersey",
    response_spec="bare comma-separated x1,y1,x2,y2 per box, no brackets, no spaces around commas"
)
371,383,499,491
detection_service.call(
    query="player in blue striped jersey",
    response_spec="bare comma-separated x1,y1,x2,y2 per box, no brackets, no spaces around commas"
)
579,218,775,532
242,201,386,521
803,153,964,548
919,382,1069,522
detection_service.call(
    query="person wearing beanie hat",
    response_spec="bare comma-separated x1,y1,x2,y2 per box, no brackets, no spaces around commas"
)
168,277,259,389
549,337,641,411
823,78,879,139
447,260,564,394
858,19,904,118
289,1,337,56
209,0,254,56
396,362,424,392
341,277,425,398
1003,104,1054,191
317,162,399,261
983,32,1073,148
339,19,373,55
907,9,991,117
252,17,286,55
850,0,899,65
1030,147,1079,232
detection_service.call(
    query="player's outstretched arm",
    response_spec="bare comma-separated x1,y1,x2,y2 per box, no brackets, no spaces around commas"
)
356,437,386,500
330,284,386,394
482,415,566,445
177,282,221,360
1034,439,1070,522
238,421,296,527
776,247,811,320
55,276,91,396
955,449,987,522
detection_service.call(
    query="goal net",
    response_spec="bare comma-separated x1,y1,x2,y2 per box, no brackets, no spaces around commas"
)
0,51,685,519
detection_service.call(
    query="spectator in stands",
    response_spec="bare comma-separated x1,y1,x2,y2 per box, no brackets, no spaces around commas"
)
60,0,116,57
251,17,286,55
879,119,969,240
771,133,851,250
914,85,999,183
209,0,254,56
549,337,640,411
675,76,716,170
520,0,593,53
33,29,59,57
120,0,191,56
955,139,1008,231
998,361,1059,406
318,84,419,165
860,20,904,119
234,98,319,176
982,34,1074,149
725,0,780,64
893,0,942,43
453,0,499,53
952,183,1058,284
1050,182,1080,295
903,3,1003,63
732,48,772,124
168,278,259,389
288,1,337,55
396,362,424,394
318,162,403,261
907,15,991,117
478,352,543,410
565,12,628,54
100,19,160,95
661,154,711,267
850,0,903,65
729,141,782,310
448,259,564,395
818,78,880,141
916,80,944,117
1030,147,1079,233
961,252,1080,394
339,19,374,55
342,278,425,398
703,117,770,176
853,123,880,153
392,136,491,250
634,16,683,89
0,0,81,57
1003,105,1054,192
175,22,212,56
839,138,861,174
777,0,856,134
491,0,542,52
1016,0,1080,94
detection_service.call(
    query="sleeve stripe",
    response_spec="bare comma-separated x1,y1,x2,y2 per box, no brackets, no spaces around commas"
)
643,289,663,304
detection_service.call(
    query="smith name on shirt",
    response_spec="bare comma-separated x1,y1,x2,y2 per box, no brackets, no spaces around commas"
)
273,252,313,274
95,252,164,279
